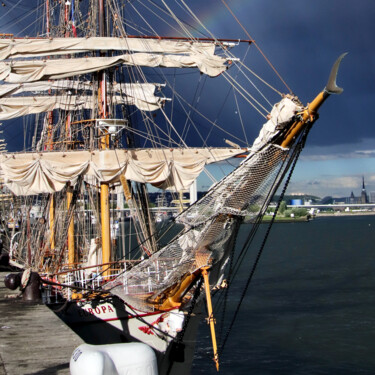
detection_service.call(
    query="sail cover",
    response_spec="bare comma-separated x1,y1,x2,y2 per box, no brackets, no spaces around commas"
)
0,91,165,119
0,148,245,195
0,81,165,98
0,53,229,83
0,37,221,60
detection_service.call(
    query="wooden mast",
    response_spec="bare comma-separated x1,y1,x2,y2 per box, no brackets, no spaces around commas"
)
45,0,56,261
63,0,76,267
67,184,75,265
45,0,50,37
49,196,55,252
98,0,111,278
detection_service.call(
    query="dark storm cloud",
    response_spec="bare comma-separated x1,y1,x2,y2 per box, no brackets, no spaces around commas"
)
1,0,375,155
256,1,375,150
203,0,375,151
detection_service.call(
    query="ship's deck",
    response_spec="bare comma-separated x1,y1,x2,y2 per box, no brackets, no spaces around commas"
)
0,270,83,375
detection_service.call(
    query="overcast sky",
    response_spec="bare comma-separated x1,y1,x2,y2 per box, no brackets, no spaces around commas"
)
197,0,375,198
1,0,374,198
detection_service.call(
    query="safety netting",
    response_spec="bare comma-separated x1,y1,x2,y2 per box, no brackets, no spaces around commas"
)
107,143,292,312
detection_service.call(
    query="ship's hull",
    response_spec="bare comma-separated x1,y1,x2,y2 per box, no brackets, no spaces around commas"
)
45,217,242,374
48,296,202,375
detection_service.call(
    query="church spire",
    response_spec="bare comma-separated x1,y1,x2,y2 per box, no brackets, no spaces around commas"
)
361,176,368,203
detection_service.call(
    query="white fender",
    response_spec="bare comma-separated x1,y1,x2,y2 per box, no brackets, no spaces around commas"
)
70,342,158,375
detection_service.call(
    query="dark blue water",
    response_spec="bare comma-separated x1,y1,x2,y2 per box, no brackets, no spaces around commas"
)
192,215,375,374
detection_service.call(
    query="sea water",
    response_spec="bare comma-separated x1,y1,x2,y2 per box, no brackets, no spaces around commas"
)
192,215,375,374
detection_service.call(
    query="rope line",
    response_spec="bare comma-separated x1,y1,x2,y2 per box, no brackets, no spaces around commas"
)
221,0,293,95
218,125,312,355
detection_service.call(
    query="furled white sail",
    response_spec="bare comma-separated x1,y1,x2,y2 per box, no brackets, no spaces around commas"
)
0,95,90,120
0,91,165,119
0,81,165,98
0,37,221,60
0,52,229,83
0,148,245,195
250,97,303,155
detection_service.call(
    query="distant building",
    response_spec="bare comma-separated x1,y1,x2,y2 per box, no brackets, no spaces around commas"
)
370,191,375,203
360,176,368,204
290,199,303,205
321,196,333,205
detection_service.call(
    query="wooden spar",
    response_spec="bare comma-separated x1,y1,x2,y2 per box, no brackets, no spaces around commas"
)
123,35,253,44
45,0,54,152
46,0,50,37
98,0,105,39
280,92,326,148
120,175,132,201
157,272,199,310
280,53,346,149
45,112,53,151
98,0,111,277
99,122,112,270
49,194,55,251
63,1,76,267
100,182,111,277
64,1,70,38
202,267,219,371
65,109,75,266
67,185,75,266
4,35,253,44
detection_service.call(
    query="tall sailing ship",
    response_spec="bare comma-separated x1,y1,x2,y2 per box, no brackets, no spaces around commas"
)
0,0,344,374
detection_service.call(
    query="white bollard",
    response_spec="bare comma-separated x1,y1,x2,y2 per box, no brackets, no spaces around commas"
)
70,342,158,375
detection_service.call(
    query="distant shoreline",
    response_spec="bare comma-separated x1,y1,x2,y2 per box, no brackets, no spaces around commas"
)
245,216,310,223
315,211,375,217
245,211,375,224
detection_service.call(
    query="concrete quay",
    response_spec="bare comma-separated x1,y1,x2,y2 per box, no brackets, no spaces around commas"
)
0,271,83,375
